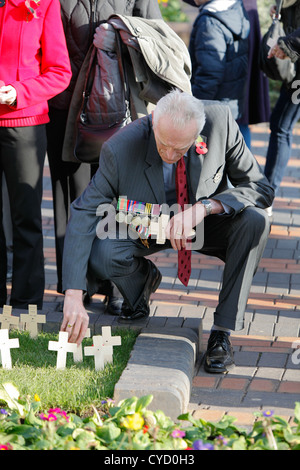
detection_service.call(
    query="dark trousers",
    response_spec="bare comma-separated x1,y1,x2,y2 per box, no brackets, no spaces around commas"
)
46,107,92,293
89,207,270,331
264,84,300,193
0,125,46,308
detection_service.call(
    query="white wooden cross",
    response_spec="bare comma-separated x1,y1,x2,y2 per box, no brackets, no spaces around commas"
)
73,328,91,363
48,331,78,370
84,327,121,370
0,329,19,369
149,214,169,244
0,305,19,330
20,305,46,338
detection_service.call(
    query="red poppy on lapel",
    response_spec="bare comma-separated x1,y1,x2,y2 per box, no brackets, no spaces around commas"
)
195,136,208,155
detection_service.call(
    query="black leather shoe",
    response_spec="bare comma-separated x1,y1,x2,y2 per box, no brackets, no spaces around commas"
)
118,260,162,322
204,330,234,374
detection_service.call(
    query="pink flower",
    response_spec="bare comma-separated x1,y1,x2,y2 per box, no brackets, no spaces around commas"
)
171,429,186,439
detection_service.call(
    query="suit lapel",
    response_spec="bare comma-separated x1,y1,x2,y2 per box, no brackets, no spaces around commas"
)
186,138,206,203
144,129,166,204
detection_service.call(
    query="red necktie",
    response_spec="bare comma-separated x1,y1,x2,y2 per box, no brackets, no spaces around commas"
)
175,157,191,287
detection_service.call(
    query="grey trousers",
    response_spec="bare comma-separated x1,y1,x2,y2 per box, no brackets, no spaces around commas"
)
89,207,270,331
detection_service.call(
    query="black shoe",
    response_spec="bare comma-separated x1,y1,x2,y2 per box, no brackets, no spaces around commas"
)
204,330,234,374
118,260,162,322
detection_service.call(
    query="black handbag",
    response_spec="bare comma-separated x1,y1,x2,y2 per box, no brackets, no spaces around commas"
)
74,32,131,164
259,0,296,84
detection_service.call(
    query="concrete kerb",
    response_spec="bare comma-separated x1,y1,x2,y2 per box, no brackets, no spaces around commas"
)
3,303,201,421
114,325,201,420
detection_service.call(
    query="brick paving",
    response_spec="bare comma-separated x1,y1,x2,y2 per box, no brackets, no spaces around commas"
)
21,122,300,428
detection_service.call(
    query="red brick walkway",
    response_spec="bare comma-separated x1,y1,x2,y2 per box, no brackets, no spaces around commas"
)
41,123,300,428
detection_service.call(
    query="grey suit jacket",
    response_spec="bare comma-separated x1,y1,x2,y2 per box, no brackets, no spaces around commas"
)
62,101,274,292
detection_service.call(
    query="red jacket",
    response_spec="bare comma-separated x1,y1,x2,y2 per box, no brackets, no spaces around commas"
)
0,0,72,126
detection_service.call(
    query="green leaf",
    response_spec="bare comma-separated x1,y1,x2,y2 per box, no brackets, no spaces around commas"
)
0,383,25,416
135,395,153,413
96,422,121,443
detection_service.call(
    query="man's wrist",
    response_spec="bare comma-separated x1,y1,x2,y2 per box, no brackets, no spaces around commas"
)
198,199,224,216
65,289,84,299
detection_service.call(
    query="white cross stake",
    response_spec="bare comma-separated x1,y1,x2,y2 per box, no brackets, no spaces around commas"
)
0,305,19,330
20,305,46,338
48,331,78,370
101,326,122,364
73,328,91,363
0,329,19,369
84,327,121,370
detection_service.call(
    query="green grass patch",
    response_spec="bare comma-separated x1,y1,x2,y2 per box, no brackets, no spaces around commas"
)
0,329,137,416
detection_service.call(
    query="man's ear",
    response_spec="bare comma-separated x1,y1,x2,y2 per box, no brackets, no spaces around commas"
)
151,110,154,127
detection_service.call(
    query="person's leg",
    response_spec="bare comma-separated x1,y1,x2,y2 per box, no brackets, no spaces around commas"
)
0,158,7,305
88,234,164,318
264,85,300,193
238,123,251,150
201,207,270,331
2,126,46,309
199,207,270,373
2,174,13,281
46,107,92,293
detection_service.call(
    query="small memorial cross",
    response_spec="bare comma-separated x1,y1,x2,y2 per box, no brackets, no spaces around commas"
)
20,305,46,338
73,328,91,363
0,305,19,330
48,331,78,370
0,329,19,369
84,327,121,370
101,326,122,364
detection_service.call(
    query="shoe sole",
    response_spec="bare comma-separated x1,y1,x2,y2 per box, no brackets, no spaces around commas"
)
203,355,235,374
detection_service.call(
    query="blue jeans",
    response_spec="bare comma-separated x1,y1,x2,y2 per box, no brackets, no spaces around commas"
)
264,84,300,194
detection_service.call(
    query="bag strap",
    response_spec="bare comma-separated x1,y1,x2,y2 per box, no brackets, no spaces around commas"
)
275,0,284,18
114,30,130,103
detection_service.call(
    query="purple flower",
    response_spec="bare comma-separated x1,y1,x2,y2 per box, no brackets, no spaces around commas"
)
263,410,274,418
0,409,8,415
193,439,214,450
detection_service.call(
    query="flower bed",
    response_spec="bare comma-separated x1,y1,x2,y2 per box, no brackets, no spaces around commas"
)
0,383,299,450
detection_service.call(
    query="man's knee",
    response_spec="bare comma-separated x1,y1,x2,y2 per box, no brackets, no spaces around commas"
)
239,207,270,241
89,238,138,280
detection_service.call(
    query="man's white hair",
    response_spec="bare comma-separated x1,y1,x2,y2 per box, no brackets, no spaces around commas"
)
153,89,206,135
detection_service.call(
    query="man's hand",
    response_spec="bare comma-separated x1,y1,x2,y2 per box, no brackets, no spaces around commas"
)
166,203,205,251
268,44,288,60
0,85,17,106
165,199,224,251
93,23,116,52
61,289,89,345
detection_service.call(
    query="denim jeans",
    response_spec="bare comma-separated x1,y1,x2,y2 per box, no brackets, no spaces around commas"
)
264,84,300,194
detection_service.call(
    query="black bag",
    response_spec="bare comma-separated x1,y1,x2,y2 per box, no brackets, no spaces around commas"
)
259,0,296,84
74,32,131,164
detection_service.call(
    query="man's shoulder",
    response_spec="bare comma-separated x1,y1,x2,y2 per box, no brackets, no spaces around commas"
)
202,100,230,114
201,100,231,125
